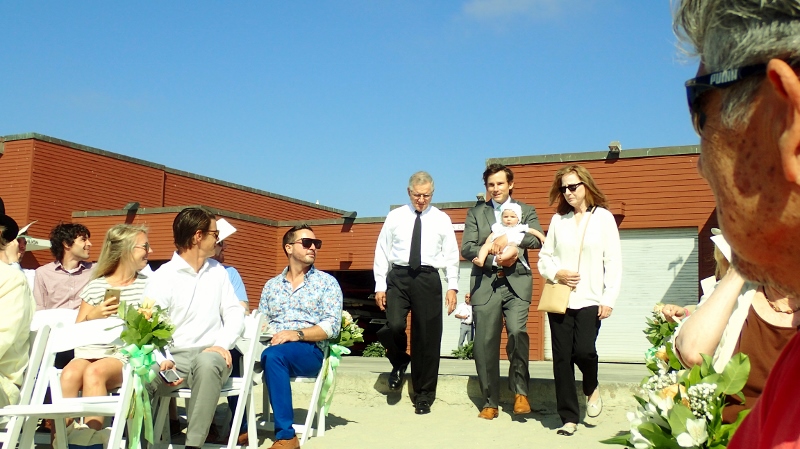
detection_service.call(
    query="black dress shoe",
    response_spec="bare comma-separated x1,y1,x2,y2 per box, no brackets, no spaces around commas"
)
415,400,431,415
388,365,407,390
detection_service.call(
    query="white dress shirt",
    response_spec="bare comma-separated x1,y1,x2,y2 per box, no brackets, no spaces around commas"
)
538,207,622,309
144,252,245,357
374,204,460,292
454,302,472,325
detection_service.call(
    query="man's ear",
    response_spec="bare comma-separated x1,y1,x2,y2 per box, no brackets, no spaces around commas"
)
767,59,800,184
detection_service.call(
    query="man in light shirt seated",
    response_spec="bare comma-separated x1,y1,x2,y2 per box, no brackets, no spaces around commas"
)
258,225,342,449
34,222,94,311
145,208,245,449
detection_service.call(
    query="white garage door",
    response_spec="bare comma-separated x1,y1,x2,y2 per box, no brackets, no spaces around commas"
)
544,227,699,363
440,261,474,356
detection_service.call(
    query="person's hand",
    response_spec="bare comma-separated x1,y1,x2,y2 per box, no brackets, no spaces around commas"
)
555,270,580,289
445,290,457,315
87,297,120,320
270,330,303,346
3,239,20,264
375,292,387,311
661,304,687,323
497,251,518,267
598,305,613,320
491,234,509,254
203,346,232,367
159,360,183,387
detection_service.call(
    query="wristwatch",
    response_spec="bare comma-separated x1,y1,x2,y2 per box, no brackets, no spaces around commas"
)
296,330,305,341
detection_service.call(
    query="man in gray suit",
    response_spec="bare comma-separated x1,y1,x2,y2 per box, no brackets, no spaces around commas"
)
461,163,543,420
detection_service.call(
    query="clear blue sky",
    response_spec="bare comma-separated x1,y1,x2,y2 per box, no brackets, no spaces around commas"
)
1,1,699,218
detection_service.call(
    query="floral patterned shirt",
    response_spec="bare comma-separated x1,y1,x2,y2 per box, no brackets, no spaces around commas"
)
258,265,343,350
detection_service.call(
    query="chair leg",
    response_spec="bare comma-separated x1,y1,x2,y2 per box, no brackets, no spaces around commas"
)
248,390,258,449
153,396,171,445
54,418,68,449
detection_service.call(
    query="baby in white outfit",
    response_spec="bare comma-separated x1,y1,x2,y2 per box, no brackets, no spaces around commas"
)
473,203,544,269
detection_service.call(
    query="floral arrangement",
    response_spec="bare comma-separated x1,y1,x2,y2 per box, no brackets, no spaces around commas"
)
644,303,680,350
116,298,175,448
602,305,751,449
331,310,364,348
362,341,386,358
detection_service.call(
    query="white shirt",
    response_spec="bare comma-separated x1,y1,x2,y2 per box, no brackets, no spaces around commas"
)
537,207,622,309
144,252,245,357
374,204,460,292
454,302,472,325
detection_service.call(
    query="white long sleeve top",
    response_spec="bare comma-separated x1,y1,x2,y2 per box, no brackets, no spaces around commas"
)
538,207,622,309
373,204,460,292
144,252,245,357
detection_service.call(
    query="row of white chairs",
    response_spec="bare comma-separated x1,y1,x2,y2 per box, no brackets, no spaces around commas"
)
0,310,329,449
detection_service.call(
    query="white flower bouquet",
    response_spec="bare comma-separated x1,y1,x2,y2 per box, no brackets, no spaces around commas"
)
330,310,364,348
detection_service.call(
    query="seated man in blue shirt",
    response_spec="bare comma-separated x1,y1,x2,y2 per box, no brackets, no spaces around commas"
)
258,224,343,449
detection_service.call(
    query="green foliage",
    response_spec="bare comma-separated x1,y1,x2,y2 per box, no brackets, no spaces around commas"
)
643,304,680,348
362,342,386,358
451,341,474,360
117,301,175,356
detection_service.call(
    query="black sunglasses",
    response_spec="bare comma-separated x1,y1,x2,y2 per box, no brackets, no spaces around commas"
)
559,182,584,194
293,238,322,249
685,63,767,135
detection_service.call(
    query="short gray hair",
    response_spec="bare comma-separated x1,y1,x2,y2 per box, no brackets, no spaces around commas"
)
408,171,434,190
674,0,800,127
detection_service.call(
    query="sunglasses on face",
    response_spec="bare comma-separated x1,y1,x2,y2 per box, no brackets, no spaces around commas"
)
206,230,220,240
293,238,322,249
134,242,151,252
684,63,767,136
559,182,584,194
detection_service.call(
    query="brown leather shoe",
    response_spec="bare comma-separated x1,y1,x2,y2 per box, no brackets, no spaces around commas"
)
478,407,499,420
513,394,531,415
269,436,300,449
237,430,250,446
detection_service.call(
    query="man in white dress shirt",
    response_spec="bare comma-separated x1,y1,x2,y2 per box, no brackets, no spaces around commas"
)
373,171,459,415
145,207,245,448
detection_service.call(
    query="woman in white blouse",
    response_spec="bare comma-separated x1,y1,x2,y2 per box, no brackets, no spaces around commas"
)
538,164,622,436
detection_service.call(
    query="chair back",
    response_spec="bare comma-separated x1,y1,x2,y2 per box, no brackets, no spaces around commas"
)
30,309,79,331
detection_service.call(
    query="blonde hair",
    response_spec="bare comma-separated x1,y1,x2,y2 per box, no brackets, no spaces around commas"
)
548,164,608,215
92,224,149,280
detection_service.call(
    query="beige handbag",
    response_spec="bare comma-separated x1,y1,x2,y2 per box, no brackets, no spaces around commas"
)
537,207,594,314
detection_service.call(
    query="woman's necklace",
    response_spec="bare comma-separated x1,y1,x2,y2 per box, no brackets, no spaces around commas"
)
764,286,800,314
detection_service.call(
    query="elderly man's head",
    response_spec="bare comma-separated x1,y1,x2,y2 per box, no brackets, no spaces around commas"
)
675,1,800,294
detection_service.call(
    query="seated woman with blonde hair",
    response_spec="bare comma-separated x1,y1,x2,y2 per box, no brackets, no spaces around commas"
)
59,224,153,430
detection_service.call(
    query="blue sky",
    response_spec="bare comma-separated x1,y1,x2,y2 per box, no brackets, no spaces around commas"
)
1,1,699,218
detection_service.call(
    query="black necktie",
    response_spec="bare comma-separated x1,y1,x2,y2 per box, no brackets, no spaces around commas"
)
409,210,422,270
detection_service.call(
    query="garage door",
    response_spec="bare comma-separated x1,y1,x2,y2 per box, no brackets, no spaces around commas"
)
440,261,474,356
544,227,699,363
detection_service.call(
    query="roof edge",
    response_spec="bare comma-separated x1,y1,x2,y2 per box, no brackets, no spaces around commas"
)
6,132,346,215
487,144,700,166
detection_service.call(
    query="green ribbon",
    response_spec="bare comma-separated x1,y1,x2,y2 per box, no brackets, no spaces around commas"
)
119,344,157,449
318,344,350,415
644,346,657,360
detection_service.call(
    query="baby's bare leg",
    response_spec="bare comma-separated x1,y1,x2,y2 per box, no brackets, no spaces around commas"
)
473,241,493,267
499,246,518,263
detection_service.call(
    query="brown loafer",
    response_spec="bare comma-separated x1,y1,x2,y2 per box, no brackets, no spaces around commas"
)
237,430,250,446
478,407,499,420
269,436,300,449
513,394,531,415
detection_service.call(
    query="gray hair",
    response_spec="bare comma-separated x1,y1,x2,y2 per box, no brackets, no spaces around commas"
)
674,0,800,127
408,171,435,190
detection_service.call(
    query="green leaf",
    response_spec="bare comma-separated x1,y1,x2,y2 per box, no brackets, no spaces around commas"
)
638,422,680,449
599,434,634,446
686,365,702,386
667,403,694,436
700,353,715,376
717,353,751,395
152,329,173,339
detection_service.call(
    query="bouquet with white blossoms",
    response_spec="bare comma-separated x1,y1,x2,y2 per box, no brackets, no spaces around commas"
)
331,310,364,348
602,352,751,449
644,303,680,353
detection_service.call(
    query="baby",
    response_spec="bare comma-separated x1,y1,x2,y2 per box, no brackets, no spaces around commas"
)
473,203,545,269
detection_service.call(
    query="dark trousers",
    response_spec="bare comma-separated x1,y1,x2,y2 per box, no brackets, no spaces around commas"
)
380,267,442,404
548,306,601,424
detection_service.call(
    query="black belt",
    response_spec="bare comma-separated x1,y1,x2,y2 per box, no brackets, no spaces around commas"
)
392,263,437,273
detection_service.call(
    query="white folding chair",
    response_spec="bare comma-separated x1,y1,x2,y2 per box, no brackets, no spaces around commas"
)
0,318,135,449
257,345,330,446
152,312,265,449
0,326,51,449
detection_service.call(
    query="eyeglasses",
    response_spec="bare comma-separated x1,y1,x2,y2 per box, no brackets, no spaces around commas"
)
559,182,584,194
134,242,151,252
206,230,220,240
293,238,322,249
685,63,767,136
410,193,432,200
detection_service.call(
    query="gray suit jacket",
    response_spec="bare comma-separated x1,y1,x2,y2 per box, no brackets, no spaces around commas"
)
461,199,543,306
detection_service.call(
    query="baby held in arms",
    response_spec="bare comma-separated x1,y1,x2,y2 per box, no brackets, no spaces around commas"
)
473,203,544,269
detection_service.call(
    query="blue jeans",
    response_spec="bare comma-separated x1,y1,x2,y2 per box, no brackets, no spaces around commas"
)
261,342,324,441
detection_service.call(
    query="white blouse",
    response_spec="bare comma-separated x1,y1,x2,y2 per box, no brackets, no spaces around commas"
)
537,207,622,309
